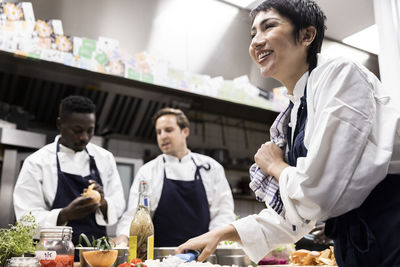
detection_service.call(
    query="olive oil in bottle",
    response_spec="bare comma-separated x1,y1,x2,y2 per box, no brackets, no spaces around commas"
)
129,180,154,261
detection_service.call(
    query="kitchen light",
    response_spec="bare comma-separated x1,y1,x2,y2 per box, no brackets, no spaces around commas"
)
342,24,379,55
218,0,263,9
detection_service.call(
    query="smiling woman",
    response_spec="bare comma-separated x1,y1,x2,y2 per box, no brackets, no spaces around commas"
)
248,0,325,92
176,1,400,266
249,9,311,92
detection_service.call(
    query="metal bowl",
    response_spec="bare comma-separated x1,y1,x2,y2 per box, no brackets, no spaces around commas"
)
113,247,129,267
154,247,217,264
215,248,251,267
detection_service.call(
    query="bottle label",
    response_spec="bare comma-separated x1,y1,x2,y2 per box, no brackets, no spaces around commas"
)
35,251,57,260
147,235,154,260
129,235,137,262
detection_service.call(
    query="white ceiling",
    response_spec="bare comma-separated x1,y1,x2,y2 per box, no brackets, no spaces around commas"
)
315,0,375,41
246,0,375,41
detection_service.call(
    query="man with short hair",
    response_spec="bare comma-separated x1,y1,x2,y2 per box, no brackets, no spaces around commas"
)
114,107,235,247
13,95,125,248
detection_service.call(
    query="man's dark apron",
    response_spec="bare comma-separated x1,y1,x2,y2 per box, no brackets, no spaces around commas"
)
287,84,400,266
152,156,211,247
51,141,106,259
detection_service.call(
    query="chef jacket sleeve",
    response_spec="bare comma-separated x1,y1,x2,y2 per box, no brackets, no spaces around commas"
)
13,156,62,227
95,152,126,226
208,161,236,229
232,208,315,263
279,59,387,224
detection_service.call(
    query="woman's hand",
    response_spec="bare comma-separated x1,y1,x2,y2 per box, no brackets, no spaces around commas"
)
176,225,239,262
254,141,289,179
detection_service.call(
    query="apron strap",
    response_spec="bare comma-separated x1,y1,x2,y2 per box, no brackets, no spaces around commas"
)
191,156,210,180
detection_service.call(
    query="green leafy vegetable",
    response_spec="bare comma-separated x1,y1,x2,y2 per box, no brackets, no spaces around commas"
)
0,213,38,266
77,233,112,250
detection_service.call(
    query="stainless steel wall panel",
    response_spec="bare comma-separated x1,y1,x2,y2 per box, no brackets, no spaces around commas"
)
0,149,18,228
0,128,46,149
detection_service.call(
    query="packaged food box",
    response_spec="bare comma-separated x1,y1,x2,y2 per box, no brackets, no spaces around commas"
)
0,2,35,52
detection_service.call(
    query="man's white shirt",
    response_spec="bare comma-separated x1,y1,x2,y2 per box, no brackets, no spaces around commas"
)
13,136,125,228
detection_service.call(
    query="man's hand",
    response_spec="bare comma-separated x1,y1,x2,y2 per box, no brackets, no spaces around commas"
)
57,196,99,225
88,180,108,221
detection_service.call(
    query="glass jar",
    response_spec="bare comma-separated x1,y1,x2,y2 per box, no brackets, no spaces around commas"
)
35,226,74,267
6,257,40,267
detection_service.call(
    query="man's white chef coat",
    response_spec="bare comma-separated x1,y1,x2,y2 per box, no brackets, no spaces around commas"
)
13,136,125,228
232,55,400,262
116,151,235,237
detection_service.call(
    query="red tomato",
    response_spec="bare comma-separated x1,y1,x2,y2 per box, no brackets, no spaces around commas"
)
118,262,131,267
131,258,143,265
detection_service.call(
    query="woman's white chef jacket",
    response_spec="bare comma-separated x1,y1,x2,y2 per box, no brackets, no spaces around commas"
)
116,151,235,237
232,55,400,262
13,136,125,228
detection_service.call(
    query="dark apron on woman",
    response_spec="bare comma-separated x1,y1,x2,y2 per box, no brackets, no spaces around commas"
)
51,140,106,259
324,175,400,267
286,87,308,167
287,84,400,266
152,156,211,247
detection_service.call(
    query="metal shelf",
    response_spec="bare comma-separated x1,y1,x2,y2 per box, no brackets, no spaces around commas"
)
0,50,278,140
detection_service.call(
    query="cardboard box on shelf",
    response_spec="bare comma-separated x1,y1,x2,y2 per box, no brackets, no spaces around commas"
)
0,2,35,53
0,2,35,32
28,19,72,62
73,37,96,59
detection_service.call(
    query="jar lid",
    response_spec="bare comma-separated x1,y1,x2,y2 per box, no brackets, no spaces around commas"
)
7,257,40,267
39,226,73,234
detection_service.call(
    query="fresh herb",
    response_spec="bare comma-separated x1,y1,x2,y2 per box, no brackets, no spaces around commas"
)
77,233,113,250
0,213,38,266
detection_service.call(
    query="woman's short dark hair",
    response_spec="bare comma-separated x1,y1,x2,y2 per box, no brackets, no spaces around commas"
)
152,107,190,129
250,0,326,70
59,95,96,118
